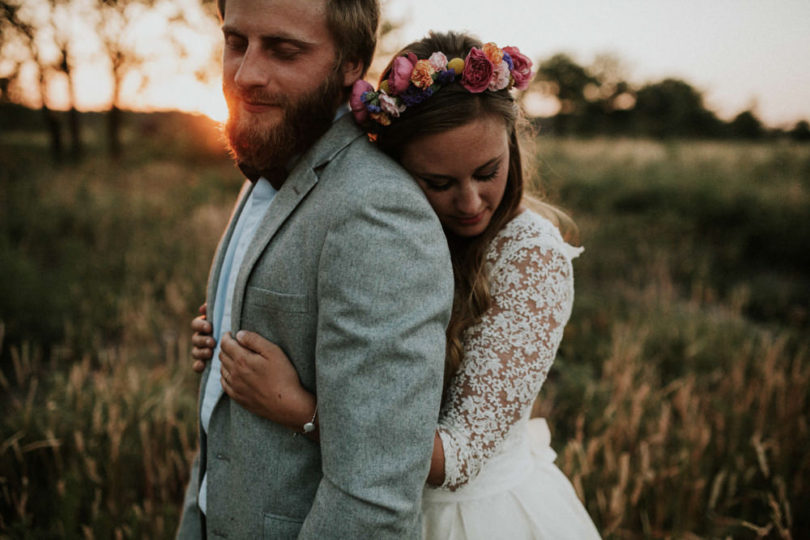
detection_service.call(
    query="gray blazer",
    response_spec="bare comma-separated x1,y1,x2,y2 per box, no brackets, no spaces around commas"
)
177,114,454,539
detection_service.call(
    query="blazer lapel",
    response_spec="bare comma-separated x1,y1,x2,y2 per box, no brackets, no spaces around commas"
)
229,114,364,331
199,180,254,404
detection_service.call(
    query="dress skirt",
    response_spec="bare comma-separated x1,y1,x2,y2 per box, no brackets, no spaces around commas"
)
422,419,601,540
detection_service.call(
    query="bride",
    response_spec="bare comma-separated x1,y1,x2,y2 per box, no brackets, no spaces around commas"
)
192,31,601,539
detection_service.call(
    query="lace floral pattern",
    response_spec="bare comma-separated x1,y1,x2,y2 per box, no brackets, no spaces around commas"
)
437,211,581,490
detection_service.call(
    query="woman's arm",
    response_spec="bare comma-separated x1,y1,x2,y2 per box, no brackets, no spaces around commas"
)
436,225,577,490
427,432,446,485
194,324,448,476
218,330,320,439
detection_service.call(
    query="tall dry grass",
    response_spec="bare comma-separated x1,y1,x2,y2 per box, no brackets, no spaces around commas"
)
1,120,809,538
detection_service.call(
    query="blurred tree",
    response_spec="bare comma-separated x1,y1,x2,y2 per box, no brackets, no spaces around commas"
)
48,0,83,160
533,53,597,135
789,120,810,142
632,78,723,138
91,0,158,159
587,54,635,135
728,110,765,139
0,0,63,161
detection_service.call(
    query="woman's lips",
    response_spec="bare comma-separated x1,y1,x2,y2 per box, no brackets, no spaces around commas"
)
455,211,486,226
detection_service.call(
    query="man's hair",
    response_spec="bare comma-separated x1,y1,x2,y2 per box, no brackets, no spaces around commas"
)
217,0,380,77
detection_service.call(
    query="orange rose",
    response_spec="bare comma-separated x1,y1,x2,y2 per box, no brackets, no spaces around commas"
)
410,59,436,89
483,42,504,65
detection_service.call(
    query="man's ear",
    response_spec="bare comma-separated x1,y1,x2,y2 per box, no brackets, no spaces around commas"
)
341,58,364,87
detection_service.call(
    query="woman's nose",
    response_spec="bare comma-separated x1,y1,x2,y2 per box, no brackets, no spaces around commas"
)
455,183,481,214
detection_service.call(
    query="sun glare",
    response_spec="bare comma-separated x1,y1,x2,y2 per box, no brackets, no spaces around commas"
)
126,75,229,123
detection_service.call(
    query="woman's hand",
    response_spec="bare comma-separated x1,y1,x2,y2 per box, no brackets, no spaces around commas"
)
191,303,216,373
219,330,317,436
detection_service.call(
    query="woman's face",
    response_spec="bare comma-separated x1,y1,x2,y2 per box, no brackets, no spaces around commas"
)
400,116,510,238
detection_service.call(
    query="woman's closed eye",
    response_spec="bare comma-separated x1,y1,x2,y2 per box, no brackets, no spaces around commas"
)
473,165,500,182
420,178,453,192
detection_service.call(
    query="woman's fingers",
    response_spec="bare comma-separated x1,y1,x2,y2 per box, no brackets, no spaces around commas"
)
235,330,279,357
191,316,212,335
191,332,215,349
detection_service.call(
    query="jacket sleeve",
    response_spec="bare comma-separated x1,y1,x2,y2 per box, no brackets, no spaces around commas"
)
297,183,453,539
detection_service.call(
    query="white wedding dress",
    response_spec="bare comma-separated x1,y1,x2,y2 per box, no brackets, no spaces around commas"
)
422,210,601,539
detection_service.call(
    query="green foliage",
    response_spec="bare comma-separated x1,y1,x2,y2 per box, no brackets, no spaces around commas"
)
532,137,810,537
1,123,808,537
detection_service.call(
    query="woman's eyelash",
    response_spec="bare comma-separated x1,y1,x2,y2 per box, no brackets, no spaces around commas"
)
423,180,451,191
475,166,500,181
419,164,500,191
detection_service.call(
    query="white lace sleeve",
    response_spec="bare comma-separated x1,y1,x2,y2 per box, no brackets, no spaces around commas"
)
437,213,579,490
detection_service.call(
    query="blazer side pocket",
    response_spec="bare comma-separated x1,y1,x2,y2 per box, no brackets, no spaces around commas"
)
262,511,303,540
245,286,309,313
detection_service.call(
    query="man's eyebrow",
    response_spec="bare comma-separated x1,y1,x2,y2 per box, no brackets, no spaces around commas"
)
221,25,315,49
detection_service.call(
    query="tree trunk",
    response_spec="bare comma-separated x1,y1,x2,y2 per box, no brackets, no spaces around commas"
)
68,106,82,161
108,105,122,160
41,106,62,163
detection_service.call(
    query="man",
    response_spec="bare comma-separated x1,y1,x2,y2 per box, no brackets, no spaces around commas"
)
176,0,453,538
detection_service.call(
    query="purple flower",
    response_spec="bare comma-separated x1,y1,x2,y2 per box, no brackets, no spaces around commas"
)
503,52,514,71
437,69,456,84
400,86,433,107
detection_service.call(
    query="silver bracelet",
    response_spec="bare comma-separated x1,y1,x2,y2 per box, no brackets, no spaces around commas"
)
302,404,318,433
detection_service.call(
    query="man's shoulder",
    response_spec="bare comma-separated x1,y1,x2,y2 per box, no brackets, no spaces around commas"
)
320,134,426,205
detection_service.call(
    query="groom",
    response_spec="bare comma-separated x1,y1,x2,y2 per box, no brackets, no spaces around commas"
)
176,0,453,538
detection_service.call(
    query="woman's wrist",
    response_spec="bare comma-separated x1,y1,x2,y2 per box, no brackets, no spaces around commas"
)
271,390,317,436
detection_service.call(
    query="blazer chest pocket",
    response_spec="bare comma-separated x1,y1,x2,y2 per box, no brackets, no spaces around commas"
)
245,286,309,314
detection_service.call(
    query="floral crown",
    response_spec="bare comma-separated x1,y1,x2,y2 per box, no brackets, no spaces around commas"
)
350,42,533,128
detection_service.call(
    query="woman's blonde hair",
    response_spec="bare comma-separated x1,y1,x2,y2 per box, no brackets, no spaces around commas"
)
375,32,577,395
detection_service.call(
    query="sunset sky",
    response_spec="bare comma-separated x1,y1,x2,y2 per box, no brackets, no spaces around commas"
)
15,0,809,128
386,0,810,127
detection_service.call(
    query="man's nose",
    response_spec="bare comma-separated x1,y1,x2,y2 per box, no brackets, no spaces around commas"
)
234,45,269,89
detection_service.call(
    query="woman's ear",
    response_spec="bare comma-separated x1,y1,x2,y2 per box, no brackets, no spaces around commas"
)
341,58,365,87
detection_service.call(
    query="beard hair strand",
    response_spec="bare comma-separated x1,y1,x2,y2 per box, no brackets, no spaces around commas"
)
223,69,344,174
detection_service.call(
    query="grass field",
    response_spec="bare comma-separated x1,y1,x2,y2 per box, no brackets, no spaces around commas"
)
1,113,808,538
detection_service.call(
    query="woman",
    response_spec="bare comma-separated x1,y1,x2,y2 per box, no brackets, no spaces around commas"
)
192,32,600,539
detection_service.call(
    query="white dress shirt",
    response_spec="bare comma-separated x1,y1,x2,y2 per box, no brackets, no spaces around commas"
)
198,177,277,514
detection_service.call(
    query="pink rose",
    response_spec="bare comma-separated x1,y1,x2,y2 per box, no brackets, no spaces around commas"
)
428,52,448,72
379,93,405,118
350,80,373,124
461,47,494,93
389,55,415,95
503,46,533,90
489,62,511,91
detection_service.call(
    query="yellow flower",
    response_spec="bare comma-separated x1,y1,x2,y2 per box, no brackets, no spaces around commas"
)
370,111,391,126
379,80,391,94
483,42,504,65
447,57,465,74
410,59,435,89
